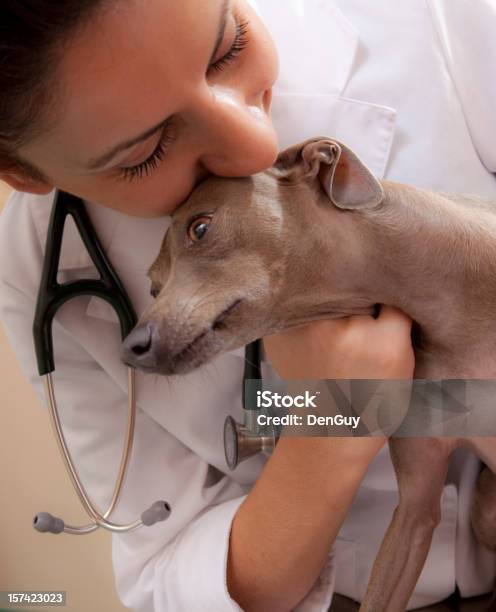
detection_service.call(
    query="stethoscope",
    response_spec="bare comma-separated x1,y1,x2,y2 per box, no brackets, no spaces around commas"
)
223,340,278,470
32,190,277,536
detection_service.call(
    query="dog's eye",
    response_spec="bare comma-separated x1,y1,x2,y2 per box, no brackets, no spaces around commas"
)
187,216,212,242
150,285,161,299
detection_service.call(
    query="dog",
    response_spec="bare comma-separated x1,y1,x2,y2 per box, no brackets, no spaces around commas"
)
122,137,496,611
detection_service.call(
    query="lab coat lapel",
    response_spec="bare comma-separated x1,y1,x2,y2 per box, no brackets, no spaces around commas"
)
257,0,397,179
271,94,396,180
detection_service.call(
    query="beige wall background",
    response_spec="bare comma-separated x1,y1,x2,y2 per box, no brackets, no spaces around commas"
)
0,183,127,612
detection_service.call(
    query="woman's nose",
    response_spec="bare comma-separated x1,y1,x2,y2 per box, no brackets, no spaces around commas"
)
197,86,277,176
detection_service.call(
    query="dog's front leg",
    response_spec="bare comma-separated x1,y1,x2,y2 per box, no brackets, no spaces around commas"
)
471,464,496,553
359,437,457,612
464,437,496,552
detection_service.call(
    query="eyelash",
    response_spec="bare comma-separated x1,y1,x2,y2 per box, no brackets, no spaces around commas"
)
208,18,250,75
119,125,176,182
118,17,251,183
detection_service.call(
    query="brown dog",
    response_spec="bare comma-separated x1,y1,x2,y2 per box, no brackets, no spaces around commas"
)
122,137,496,611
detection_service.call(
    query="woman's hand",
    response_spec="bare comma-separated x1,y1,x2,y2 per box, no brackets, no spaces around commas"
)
262,305,415,464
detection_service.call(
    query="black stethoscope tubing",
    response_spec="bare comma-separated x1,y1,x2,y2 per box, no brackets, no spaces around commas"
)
31,189,263,535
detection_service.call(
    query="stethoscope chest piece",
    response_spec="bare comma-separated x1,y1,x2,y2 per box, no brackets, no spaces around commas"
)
223,339,278,470
224,414,277,470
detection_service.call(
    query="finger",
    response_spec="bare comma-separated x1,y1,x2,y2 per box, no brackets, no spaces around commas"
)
376,304,413,330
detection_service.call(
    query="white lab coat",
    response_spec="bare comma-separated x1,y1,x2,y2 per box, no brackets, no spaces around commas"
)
1,1,495,610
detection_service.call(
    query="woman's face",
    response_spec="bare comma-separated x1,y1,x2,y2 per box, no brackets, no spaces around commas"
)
13,0,279,217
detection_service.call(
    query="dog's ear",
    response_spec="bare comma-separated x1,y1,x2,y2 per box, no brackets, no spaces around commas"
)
272,137,384,210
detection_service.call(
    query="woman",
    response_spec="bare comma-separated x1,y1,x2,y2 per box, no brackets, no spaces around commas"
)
0,1,494,610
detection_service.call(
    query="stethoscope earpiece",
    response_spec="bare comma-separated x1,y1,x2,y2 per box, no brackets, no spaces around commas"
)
33,500,172,535
33,512,65,534
141,501,172,526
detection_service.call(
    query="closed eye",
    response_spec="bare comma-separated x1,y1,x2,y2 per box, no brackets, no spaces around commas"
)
207,18,249,75
115,17,250,183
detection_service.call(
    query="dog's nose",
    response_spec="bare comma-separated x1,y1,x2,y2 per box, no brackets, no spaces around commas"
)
121,322,158,370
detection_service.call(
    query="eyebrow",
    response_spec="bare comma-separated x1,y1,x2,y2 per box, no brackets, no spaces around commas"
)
87,0,230,170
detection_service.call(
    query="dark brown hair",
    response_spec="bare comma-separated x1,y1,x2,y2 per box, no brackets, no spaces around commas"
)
0,1,106,177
